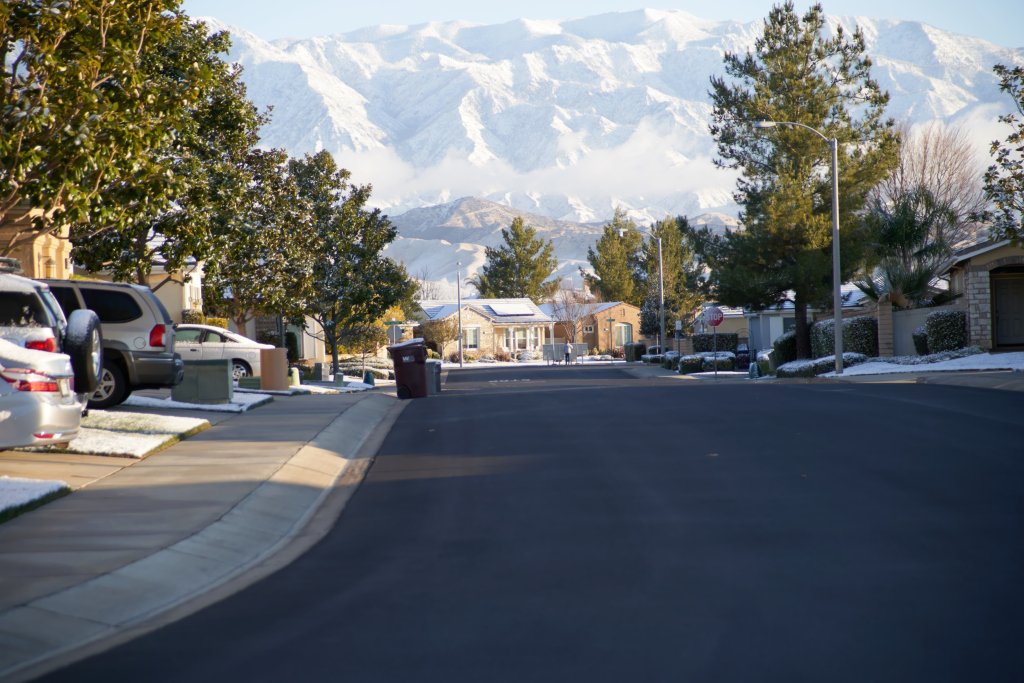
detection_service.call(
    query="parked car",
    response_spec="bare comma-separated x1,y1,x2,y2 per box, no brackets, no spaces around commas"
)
0,338,82,449
41,279,184,409
174,324,274,381
0,259,102,403
640,345,668,363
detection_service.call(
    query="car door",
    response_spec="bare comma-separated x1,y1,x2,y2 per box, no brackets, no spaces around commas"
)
174,327,205,362
200,330,230,362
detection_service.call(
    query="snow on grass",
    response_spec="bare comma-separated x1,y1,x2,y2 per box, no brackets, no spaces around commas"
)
821,351,1024,377
0,476,69,521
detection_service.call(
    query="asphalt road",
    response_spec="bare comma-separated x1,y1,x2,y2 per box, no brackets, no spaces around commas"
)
41,366,1024,682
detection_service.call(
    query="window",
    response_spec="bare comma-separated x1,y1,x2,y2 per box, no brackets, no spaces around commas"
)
463,327,480,350
48,286,82,315
583,325,594,334
206,332,228,343
80,289,142,323
175,328,203,343
614,323,633,347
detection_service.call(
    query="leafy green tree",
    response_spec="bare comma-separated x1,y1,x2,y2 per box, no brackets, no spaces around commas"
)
70,20,264,287
290,151,415,374
0,1,192,255
707,2,899,358
473,217,558,300
202,149,316,331
855,188,957,308
584,208,644,305
980,64,1024,243
418,318,459,356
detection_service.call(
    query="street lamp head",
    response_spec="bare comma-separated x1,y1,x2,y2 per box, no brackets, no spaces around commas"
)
753,120,776,129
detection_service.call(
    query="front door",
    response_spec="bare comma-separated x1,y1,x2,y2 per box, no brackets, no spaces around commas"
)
993,273,1024,346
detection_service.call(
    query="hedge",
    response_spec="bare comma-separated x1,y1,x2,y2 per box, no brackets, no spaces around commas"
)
772,331,797,366
776,353,868,378
912,326,929,355
693,332,738,353
811,316,878,359
926,309,967,353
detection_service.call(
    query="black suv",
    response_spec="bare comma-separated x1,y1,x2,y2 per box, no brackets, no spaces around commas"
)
42,279,184,408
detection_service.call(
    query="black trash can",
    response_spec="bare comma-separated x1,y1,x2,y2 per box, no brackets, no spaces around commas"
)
387,338,428,399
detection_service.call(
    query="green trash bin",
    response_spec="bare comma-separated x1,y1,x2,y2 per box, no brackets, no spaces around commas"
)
387,338,428,399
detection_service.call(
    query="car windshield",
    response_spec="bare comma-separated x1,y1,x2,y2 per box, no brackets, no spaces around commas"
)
0,293,49,327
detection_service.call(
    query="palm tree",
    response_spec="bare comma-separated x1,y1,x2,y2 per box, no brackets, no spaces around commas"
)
856,187,958,308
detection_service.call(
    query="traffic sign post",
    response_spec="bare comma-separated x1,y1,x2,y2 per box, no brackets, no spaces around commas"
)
705,306,724,377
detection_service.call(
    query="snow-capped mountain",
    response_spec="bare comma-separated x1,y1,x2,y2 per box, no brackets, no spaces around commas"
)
198,9,1022,290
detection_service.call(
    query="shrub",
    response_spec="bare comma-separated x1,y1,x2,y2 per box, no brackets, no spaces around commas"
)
611,346,625,359
448,351,462,363
700,351,735,371
206,316,229,329
777,353,868,378
811,316,879,359
912,326,929,355
693,332,738,353
679,355,704,374
181,309,204,324
772,331,797,366
494,350,512,362
926,309,967,353
427,349,441,360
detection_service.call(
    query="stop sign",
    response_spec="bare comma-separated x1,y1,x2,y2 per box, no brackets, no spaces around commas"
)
705,306,724,327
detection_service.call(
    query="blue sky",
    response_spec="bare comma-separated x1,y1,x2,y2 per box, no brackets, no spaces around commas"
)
180,1,1021,48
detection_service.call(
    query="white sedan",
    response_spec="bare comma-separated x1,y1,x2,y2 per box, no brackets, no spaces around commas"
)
174,324,275,381
0,338,82,449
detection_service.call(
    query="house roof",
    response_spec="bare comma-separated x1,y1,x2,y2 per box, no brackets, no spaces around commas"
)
536,301,636,320
419,298,553,325
950,239,1013,266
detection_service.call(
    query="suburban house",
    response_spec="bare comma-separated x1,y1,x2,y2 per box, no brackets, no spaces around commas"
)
538,301,641,350
0,203,73,279
946,239,1024,350
418,298,554,357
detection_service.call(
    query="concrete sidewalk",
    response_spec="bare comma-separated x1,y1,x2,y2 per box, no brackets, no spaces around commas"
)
0,390,406,682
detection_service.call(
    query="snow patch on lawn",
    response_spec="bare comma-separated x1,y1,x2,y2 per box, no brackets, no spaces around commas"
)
0,476,68,515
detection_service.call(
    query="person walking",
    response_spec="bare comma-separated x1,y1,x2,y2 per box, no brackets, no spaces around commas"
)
563,340,573,365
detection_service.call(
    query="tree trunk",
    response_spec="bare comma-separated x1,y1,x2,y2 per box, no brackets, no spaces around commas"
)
794,291,811,359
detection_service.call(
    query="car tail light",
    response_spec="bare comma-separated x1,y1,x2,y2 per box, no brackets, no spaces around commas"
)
26,338,57,353
149,323,166,348
0,368,60,392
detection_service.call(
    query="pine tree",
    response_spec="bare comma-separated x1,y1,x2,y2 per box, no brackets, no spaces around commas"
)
584,208,644,305
473,217,558,300
707,2,899,358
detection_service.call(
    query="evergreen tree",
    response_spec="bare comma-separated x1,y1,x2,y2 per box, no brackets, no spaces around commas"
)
70,20,264,286
473,217,558,300
637,217,703,337
707,2,899,358
980,64,1024,242
289,151,415,374
584,209,644,305
0,0,188,254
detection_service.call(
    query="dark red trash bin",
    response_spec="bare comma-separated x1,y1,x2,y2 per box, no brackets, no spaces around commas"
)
387,338,428,399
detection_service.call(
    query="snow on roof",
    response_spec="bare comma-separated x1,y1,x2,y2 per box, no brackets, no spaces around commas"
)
537,301,632,320
419,298,553,324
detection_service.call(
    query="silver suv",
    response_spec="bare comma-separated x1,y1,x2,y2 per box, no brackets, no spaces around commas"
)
0,259,102,402
42,279,184,408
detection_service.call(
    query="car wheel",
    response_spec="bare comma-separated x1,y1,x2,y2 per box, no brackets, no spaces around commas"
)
65,309,103,395
232,359,252,381
89,362,129,409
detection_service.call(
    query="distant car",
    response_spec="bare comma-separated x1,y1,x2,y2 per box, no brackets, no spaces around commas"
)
174,324,275,381
0,338,83,449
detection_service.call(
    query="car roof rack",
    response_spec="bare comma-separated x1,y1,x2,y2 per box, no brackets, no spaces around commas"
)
0,257,24,274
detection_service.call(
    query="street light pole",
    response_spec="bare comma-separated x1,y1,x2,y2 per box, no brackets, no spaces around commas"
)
754,120,844,374
456,260,464,369
619,228,665,352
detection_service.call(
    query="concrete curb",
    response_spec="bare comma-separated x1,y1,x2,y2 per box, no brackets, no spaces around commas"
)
0,393,404,682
